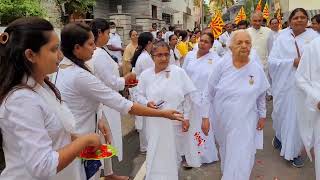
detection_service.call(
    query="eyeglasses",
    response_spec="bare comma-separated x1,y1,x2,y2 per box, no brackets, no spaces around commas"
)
153,53,170,58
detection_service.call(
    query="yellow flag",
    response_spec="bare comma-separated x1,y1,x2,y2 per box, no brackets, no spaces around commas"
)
234,6,247,24
209,10,225,38
263,3,269,19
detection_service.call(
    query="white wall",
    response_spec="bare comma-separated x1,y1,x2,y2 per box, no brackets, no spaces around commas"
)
288,0,320,11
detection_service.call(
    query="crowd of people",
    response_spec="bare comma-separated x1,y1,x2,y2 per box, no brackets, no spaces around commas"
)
0,7,320,180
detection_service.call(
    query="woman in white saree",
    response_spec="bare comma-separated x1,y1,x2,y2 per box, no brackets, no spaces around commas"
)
137,41,197,180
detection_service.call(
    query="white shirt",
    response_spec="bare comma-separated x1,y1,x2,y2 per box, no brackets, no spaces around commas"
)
55,58,133,135
151,30,158,39
88,47,125,91
107,33,123,63
247,26,272,68
0,86,75,179
134,50,154,77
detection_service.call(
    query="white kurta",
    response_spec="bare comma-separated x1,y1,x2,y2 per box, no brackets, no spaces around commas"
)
182,50,219,164
269,28,319,161
295,37,320,180
0,79,80,180
55,58,133,180
137,65,197,179
247,27,272,70
206,57,269,180
296,37,320,158
88,47,125,161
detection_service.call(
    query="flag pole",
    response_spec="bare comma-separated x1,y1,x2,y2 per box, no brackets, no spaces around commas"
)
200,0,204,30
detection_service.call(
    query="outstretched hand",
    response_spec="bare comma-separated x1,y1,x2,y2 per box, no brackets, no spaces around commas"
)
161,109,184,121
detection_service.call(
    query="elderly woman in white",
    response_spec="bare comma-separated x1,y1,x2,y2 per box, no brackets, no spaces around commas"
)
137,41,197,180
204,30,269,180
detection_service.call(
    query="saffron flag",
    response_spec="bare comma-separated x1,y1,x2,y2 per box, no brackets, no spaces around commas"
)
276,9,282,29
209,10,224,38
256,0,262,12
263,3,269,19
234,6,247,24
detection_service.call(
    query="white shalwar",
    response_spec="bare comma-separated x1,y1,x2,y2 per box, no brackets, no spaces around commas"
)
55,58,133,180
131,50,154,152
88,47,125,162
182,50,220,164
295,37,320,180
268,28,318,160
205,56,269,180
137,65,197,180
0,77,80,180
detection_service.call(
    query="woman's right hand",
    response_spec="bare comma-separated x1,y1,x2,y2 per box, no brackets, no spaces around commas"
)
124,72,137,84
160,109,184,121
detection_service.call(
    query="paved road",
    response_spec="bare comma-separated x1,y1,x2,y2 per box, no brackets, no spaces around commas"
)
113,102,316,180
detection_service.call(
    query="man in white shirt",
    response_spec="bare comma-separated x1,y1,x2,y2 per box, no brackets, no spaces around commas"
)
247,12,272,98
247,12,272,71
267,17,281,54
219,22,233,49
106,22,124,64
164,25,175,43
311,14,320,34
151,23,158,39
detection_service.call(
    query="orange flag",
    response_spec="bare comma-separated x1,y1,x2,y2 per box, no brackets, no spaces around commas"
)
276,9,282,29
256,0,262,12
209,11,225,38
263,3,269,19
234,6,247,24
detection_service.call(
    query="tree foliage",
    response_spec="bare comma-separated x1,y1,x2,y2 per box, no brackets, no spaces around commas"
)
0,0,46,25
57,0,95,15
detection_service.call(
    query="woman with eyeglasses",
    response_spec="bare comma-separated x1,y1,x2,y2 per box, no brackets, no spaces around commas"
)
136,41,196,180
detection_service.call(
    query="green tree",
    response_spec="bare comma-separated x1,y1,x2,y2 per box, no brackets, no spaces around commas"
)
0,0,46,25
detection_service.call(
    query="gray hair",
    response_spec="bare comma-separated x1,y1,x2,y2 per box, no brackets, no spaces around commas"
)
251,12,263,20
228,29,252,48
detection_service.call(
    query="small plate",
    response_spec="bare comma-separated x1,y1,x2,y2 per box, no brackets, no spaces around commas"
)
79,144,117,160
